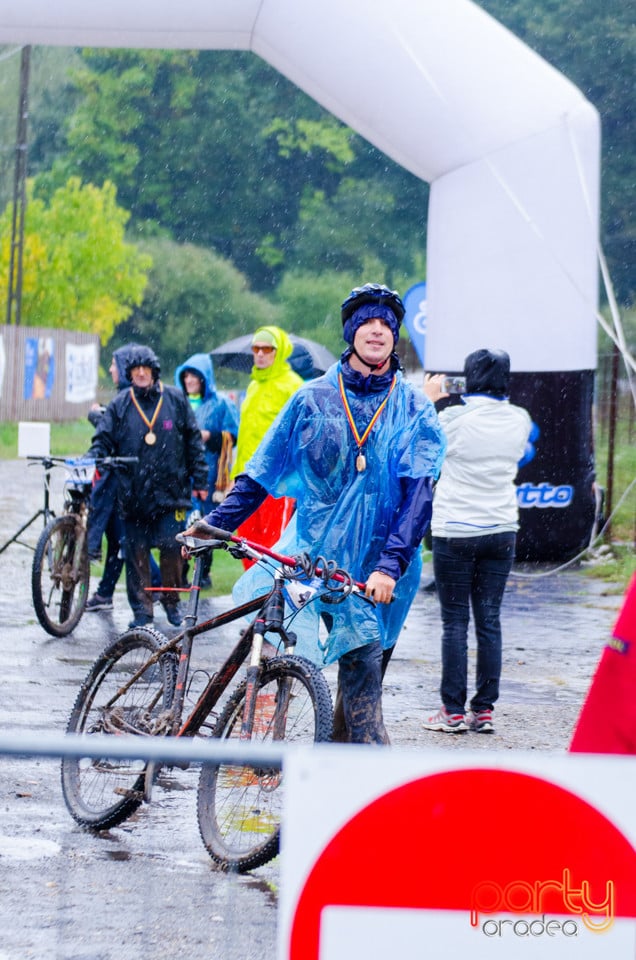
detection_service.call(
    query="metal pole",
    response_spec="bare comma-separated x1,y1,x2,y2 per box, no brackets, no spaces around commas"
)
6,44,30,326
0,729,288,768
605,341,619,542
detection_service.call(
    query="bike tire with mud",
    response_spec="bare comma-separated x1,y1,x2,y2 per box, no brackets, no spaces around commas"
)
31,514,89,637
196,654,333,873
61,628,177,830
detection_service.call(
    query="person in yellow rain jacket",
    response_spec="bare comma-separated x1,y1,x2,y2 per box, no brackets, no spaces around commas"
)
232,325,304,566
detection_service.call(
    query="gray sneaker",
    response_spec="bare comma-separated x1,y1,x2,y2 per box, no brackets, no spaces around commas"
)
468,709,495,733
423,707,468,733
85,593,113,612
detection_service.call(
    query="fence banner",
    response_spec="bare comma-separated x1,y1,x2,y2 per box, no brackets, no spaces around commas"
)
65,341,99,404
0,325,99,422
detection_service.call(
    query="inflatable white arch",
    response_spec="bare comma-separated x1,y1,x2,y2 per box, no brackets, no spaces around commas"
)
1,0,601,558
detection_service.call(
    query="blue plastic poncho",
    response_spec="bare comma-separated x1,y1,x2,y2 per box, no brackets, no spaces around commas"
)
174,352,239,498
232,361,446,665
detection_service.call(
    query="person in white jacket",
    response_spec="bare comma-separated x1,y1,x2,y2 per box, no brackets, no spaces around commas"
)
423,349,532,735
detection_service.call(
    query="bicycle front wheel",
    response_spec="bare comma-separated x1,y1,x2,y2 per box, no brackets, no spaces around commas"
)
61,628,177,831
197,654,333,873
32,514,89,636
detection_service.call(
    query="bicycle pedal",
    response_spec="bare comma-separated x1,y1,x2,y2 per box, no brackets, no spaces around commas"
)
113,787,144,801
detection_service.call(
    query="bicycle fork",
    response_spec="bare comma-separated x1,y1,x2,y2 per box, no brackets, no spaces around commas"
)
240,572,294,742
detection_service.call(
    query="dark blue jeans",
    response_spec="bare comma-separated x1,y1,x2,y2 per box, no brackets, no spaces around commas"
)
432,533,516,714
89,474,160,600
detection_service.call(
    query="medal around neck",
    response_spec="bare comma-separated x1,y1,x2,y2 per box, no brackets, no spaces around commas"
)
338,372,396,477
130,382,163,445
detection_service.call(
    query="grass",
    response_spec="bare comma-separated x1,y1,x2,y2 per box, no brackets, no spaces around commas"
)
206,547,243,596
579,544,636,594
0,419,94,458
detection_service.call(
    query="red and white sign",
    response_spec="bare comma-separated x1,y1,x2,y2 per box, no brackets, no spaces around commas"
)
279,748,636,959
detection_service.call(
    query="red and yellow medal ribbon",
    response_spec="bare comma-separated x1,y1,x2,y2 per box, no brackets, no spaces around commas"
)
129,381,164,440
338,372,396,458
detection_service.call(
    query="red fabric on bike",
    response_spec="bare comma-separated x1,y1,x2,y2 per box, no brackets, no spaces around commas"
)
569,573,636,755
236,495,295,570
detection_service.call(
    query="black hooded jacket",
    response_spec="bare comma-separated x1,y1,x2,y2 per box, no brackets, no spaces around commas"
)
89,373,208,522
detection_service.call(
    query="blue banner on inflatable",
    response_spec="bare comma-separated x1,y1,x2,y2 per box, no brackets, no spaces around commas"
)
402,282,427,368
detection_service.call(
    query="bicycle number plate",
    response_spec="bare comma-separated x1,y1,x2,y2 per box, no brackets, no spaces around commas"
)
283,578,322,611
67,460,96,487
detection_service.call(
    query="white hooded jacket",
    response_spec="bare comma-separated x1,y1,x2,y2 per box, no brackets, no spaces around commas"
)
431,395,532,537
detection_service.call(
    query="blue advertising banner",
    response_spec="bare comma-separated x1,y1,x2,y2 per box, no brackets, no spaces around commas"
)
402,282,427,368
24,336,55,400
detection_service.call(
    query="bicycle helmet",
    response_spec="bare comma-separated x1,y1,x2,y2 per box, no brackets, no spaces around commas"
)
341,283,405,325
340,284,405,372
125,344,161,381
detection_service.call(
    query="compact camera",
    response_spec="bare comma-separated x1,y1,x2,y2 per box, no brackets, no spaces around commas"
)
443,376,466,394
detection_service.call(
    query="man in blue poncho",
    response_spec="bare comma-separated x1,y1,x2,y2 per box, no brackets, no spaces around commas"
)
186,283,446,743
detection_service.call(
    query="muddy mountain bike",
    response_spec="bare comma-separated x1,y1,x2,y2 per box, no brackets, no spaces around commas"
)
61,522,370,873
31,456,137,637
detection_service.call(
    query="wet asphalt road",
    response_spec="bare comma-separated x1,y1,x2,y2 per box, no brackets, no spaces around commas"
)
0,458,626,959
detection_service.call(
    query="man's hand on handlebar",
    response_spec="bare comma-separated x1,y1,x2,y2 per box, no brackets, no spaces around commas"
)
365,571,396,604
180,518,216,558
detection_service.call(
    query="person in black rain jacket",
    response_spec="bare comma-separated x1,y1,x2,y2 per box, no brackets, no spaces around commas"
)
88,345,208,628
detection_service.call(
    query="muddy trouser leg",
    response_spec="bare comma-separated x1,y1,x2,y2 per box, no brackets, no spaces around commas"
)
123,519,153,621
154,511,186,614
332,641,389,745
332,643,394,743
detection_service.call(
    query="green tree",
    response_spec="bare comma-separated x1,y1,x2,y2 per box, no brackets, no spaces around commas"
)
0,176,151,340
111,236,280,378
44,50,354,288
42,48,429,289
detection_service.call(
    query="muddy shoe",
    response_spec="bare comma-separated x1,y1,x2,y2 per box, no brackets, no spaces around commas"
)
423,707,468,733
128,615,153,629
85,593,113,612
164,605,183,628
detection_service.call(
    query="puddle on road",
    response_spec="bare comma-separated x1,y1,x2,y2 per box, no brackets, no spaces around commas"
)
0,834,60,860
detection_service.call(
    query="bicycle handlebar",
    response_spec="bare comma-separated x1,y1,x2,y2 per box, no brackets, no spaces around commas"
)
178,520,368,593
27,455,139,468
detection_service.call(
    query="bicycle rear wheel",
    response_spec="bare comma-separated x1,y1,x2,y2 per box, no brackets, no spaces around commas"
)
61,628,177,830
32,514,89,637
197,654,333,873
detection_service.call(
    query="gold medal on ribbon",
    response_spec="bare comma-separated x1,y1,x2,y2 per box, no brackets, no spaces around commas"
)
338,373,396,476
130,383,164,446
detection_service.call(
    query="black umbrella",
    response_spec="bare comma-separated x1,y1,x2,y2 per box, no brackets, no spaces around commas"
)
210,334,337,380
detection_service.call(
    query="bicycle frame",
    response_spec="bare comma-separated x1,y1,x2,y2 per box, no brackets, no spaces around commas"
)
108,550,298,743
61,524,354,868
